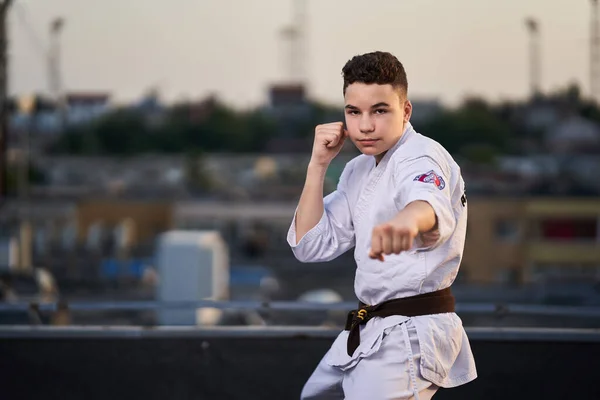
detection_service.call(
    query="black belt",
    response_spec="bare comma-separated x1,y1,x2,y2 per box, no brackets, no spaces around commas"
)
344,287,455,356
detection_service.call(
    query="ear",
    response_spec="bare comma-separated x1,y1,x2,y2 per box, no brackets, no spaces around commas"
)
404,100,413,122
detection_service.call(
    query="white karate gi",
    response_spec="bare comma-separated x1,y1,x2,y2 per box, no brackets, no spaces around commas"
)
287,122,477,399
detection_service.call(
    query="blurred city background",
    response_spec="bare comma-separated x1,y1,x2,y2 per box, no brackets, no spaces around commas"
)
2,1,600,399
1,0,600,328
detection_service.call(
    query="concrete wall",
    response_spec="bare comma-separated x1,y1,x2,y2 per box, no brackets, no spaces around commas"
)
0,326,598,400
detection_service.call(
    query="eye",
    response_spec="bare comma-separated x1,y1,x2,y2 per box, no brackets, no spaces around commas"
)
374,109,387,115
346,110,360,115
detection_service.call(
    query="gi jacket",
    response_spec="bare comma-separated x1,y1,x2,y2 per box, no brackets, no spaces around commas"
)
287,122,477,387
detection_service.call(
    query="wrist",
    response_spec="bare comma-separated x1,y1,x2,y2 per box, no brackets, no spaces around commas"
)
307,160,330,174
304,162,328,189
394,208,419,228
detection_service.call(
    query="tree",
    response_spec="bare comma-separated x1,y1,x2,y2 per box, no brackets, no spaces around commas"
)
50,109,148,155
420,97,512,159
5,163,47,195
93,109,148,154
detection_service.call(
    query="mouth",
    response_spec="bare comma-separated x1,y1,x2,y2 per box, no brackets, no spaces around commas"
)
357,139,379,146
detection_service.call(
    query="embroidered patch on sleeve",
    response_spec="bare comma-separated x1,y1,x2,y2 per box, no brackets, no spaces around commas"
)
413,170,445,190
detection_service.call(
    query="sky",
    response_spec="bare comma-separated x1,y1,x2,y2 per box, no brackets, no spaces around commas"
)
9,0,592,109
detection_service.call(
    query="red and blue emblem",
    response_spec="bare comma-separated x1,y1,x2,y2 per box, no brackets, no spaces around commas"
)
414,170,445,190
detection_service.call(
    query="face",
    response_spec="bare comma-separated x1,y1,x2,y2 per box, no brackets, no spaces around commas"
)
344,83,412,162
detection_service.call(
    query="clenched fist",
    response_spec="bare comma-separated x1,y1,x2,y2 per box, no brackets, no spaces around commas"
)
368,217,419,261
310,122,348,167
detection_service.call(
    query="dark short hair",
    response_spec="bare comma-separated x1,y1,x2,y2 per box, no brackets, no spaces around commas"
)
342,51,408,97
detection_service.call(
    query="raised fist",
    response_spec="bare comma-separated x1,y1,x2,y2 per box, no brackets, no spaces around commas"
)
310,122,348,166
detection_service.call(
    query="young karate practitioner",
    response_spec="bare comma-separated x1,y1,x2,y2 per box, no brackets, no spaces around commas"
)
287,51,477,399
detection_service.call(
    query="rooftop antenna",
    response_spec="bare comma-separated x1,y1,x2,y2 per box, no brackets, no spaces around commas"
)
525,17,541,98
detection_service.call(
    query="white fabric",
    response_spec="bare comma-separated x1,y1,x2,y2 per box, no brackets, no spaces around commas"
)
300,319,438,400
288,122,477,394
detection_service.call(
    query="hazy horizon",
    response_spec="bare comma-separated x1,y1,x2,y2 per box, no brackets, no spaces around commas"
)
9,0,593,109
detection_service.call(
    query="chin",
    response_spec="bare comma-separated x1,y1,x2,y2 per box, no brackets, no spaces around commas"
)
356,145,381,154
359,148,376,154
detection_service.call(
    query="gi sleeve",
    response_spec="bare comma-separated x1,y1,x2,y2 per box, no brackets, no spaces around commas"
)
394,156,456,250
287,162,356,263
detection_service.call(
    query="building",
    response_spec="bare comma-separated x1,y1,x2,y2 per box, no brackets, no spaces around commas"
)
174,197,600,287
9,92,111,136
0,199,172,281
2,196,598,289
463,197,600,285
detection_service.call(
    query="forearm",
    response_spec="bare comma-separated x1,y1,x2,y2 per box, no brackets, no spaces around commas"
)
396,200,437,233
294,162,328,243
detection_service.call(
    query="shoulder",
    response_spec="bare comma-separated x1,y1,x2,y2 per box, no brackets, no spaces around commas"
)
339,153,370,181
392,130,457,177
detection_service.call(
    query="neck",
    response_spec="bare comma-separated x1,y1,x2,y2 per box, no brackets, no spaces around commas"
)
374,122,410,166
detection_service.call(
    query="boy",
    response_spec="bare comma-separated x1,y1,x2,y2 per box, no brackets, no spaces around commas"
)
287,51,477,399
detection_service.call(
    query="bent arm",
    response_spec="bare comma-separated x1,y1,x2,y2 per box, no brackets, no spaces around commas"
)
395,200,437,234
287,161,356,262
394,156,457,250
294,163,327,242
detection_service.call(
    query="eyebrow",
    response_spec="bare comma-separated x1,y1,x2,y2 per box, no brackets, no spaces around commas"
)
371,102,390,108
344,102,391,110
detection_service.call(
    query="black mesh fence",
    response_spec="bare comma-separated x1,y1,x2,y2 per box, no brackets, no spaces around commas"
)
0,328,598,399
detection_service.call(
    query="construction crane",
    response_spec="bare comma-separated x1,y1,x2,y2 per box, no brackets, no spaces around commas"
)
48,17,66,130
525,17,541,98
0,0,13,203
279,0,307,86
591,0,600,102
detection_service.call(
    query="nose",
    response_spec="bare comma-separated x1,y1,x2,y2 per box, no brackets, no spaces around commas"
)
359,115,375,134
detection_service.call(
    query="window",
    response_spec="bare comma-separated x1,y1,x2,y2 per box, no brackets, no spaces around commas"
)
34,225,47,255
530,263,600,283
495,219,520,242
496,267,521,285
539,218,597,241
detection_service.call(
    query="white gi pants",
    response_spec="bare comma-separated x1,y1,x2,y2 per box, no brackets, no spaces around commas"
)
301,319,438,400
